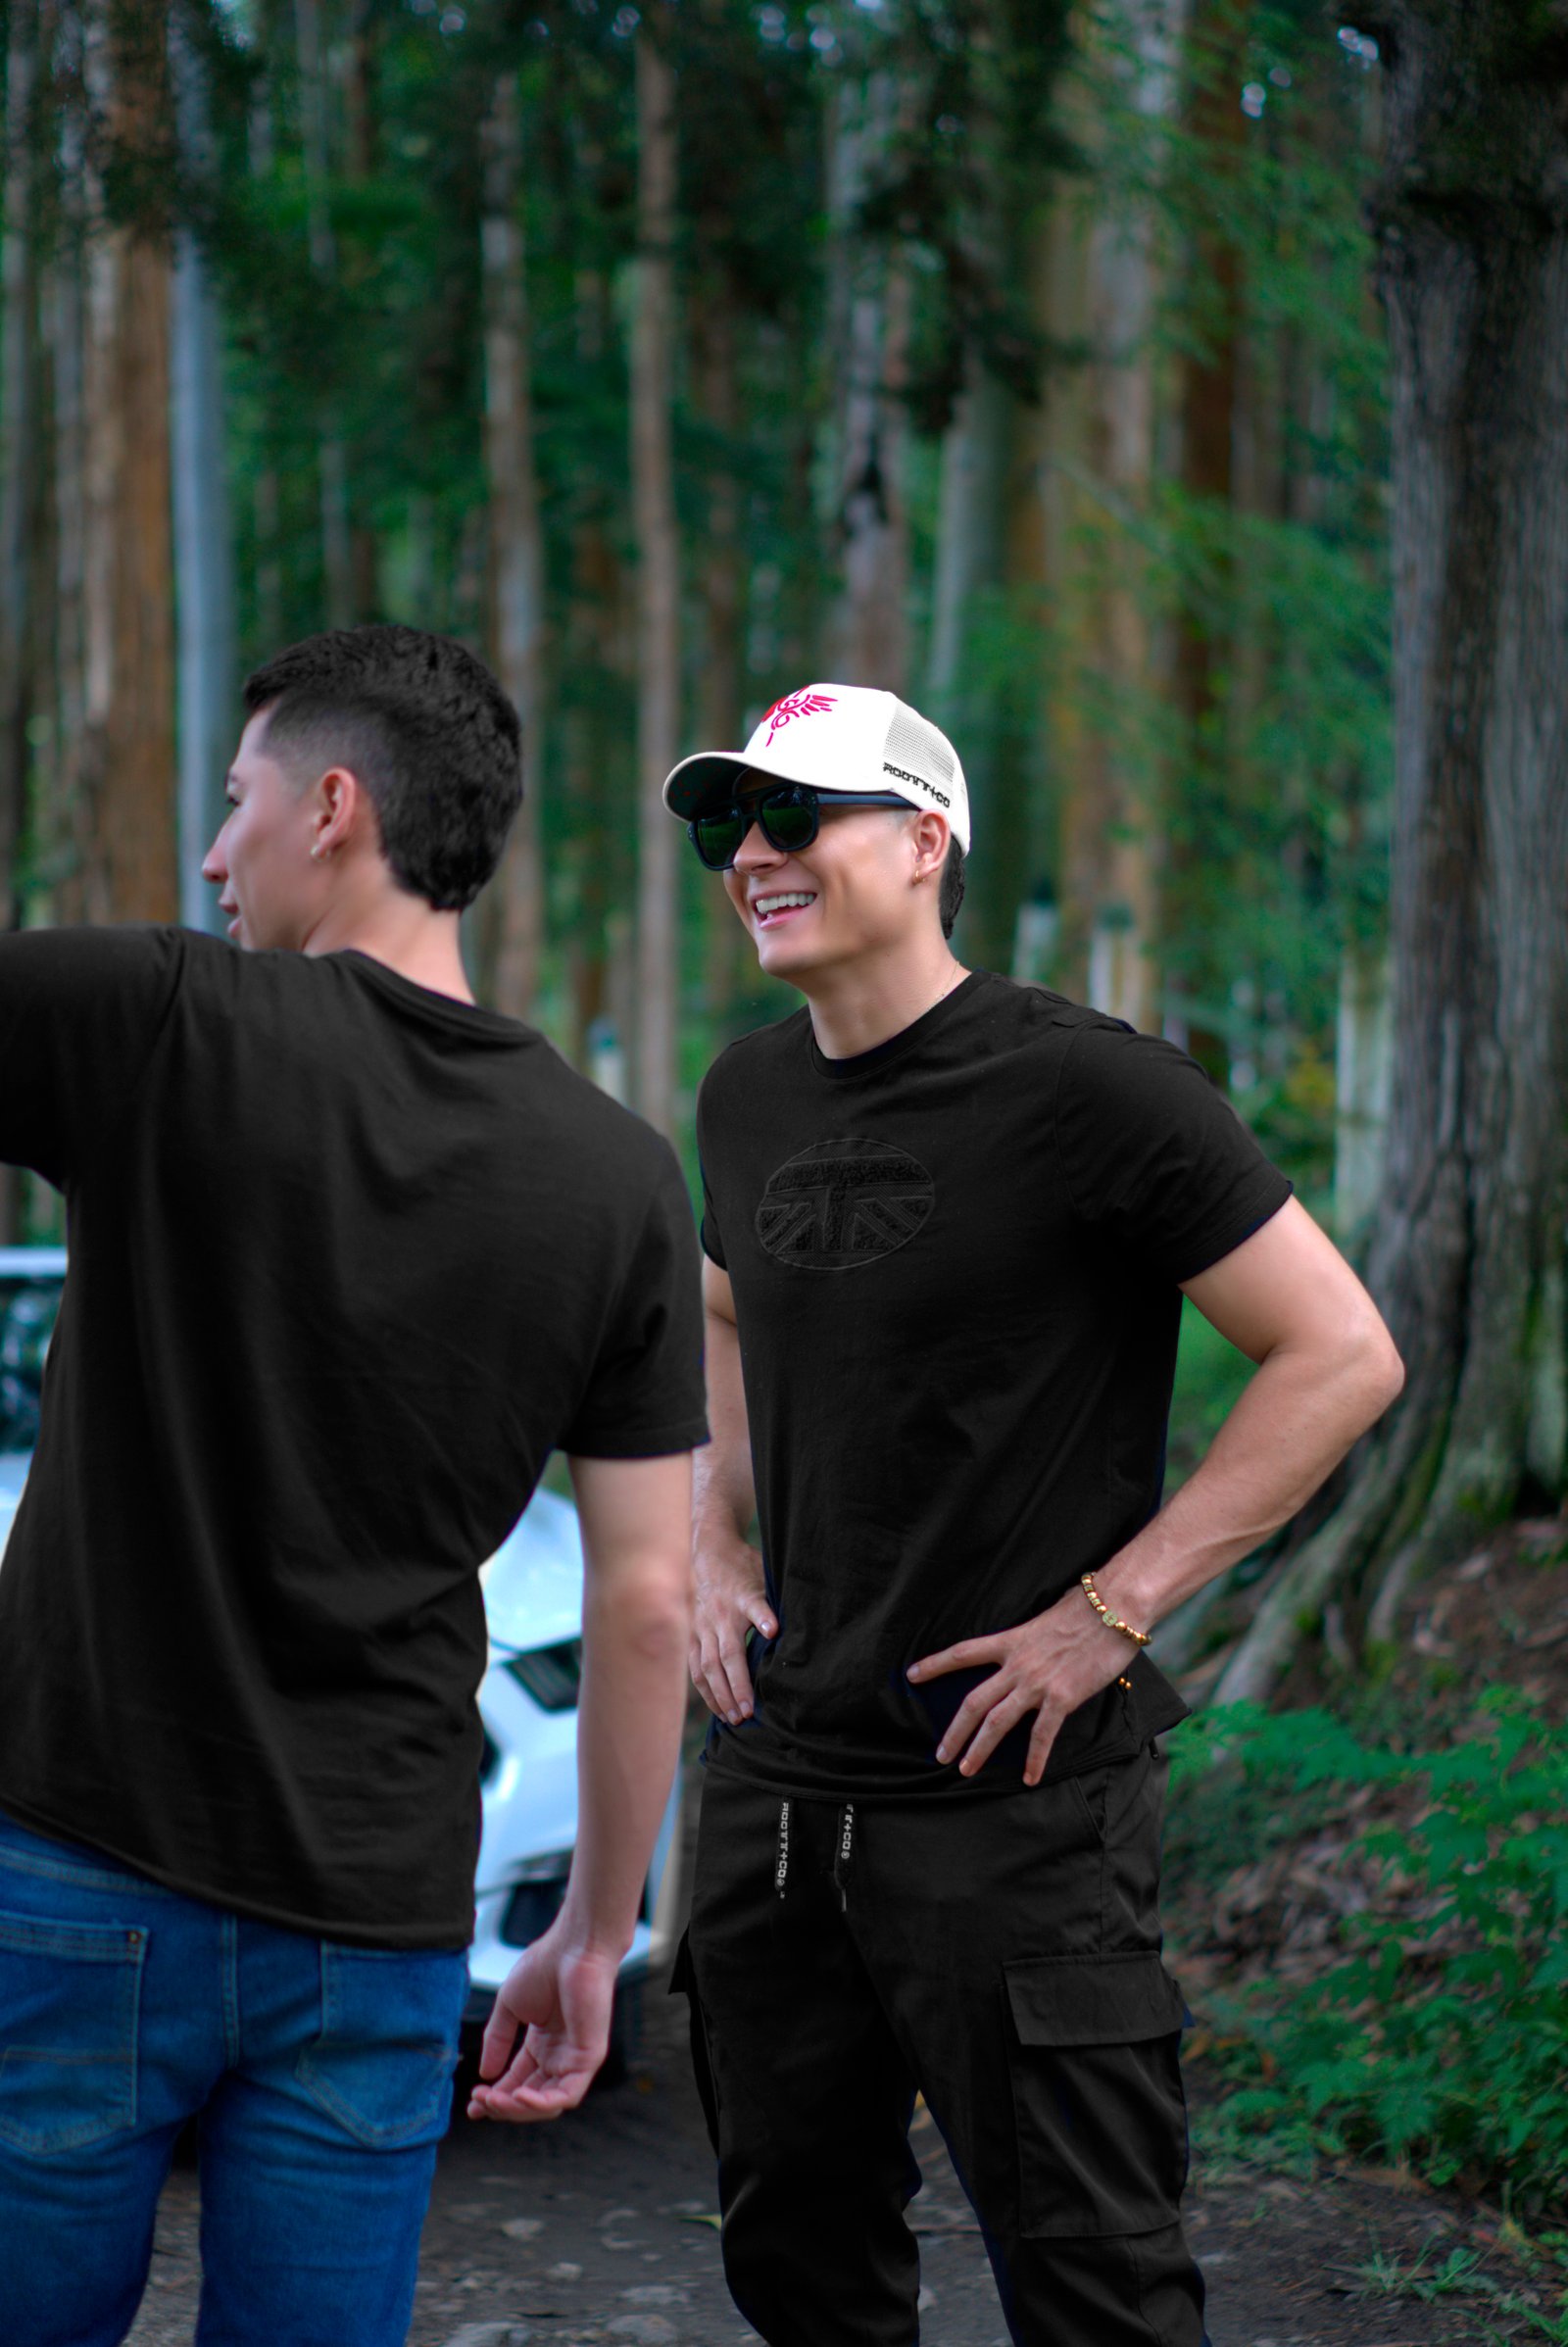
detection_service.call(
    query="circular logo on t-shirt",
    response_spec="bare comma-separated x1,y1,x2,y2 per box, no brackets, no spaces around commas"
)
755,1138,935,1271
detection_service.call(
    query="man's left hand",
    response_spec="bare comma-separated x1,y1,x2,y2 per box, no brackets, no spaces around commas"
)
907,1586,1136,1785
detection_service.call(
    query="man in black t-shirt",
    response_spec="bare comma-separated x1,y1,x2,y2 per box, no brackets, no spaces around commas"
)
0,628,707,2347
663,683,1402,2347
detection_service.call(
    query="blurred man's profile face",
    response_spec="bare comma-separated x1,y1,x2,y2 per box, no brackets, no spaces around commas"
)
202,710,318,953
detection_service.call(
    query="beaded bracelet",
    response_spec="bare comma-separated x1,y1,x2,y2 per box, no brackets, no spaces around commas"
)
1080,1571,1152,1649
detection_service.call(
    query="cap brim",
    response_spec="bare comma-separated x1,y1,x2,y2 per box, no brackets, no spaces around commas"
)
662,752,760,822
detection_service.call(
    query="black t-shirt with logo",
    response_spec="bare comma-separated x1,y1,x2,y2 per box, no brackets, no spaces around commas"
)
697,970,1292,1800
0,927,708,1947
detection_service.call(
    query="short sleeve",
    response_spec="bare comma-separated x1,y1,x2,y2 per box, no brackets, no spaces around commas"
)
1054,1019,1293,1284
698,1159,727,1269
560,1143,710,1458
694,1069,728,1268
0,926,184,1188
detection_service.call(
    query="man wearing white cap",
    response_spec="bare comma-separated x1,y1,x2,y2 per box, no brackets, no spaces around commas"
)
666,682,1402,2346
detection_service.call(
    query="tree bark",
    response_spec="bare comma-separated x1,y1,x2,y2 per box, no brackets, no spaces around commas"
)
296,0,353,630
0,0,38,938
76,0,177,925
170,0,234,933
1164,0,1245,1073
631,24,680,1136
691,275,749,1024
474,69,545,1017
830,73,910,693
1218,0,1568,1700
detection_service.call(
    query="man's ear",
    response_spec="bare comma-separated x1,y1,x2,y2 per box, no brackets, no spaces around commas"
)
910,809,950,885
314,766,366,856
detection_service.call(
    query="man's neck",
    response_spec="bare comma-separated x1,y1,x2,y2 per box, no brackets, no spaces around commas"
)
803,938,969,1060
302,891,476,1007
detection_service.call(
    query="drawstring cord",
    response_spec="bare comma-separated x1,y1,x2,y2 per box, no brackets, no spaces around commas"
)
832,1802,856,1911
771,1797,855,1906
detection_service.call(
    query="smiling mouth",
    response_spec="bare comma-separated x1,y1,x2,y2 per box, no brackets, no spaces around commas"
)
753,892,816,928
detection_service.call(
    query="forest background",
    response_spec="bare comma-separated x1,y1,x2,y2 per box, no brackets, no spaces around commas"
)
4,0,1568,2299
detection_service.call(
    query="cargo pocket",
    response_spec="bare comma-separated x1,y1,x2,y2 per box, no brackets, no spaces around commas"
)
295,1944,467,2151
668,1928,721,2155
0,1910,147,2156
1004,1949,1189,2239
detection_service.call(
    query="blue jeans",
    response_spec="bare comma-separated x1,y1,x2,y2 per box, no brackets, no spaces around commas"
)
0,1811,468,2347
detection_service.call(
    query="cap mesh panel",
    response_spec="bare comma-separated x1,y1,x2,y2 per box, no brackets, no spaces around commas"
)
882,702,956,789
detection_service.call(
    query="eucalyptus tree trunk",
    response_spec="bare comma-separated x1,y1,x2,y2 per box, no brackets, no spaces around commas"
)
76,0,177,924
0,0,38,936
475,69,545,1018
1219,0,1568,1700
1164,0,1244,1072
692,278,748,1022
631,24,679,1136
171,0,234,933
296,0,353,630
51,2,89,922
829,73,910,692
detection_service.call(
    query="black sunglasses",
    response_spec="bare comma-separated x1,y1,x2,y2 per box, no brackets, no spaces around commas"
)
687,783,911,872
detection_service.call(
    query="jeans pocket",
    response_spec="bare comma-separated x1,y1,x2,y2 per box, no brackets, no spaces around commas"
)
295,1944,467,2151
0,1909,147,2155
1004,1950,1189,2239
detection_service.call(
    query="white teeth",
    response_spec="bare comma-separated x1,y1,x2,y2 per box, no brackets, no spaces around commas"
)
756,893,815,916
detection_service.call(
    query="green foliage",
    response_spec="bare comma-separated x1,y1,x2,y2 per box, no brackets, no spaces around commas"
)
1169,1694,1568,2220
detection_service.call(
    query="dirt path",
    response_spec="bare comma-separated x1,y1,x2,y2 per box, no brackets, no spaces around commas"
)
125,1947,1525,2347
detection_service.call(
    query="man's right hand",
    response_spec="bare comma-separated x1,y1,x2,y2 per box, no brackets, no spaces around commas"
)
690,1528,776,1725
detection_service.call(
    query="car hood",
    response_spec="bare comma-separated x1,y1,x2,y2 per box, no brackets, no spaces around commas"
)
480,1486,585,1654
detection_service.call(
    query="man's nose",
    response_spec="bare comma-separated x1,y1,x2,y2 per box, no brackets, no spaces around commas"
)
201,837,226,884
733,819,781,873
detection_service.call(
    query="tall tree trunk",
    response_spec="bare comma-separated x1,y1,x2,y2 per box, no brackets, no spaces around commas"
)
563,266,624,1078
77,0,177,924
1218,0,1568,1699
474,69,545,1017
0,0,37,939
1164,0,1244,1072
248,25,283,654
830,73,910,692
296,0,353,630
51,1,88,923
170,0,234,933
691,276,748,1023
631,24,679,1136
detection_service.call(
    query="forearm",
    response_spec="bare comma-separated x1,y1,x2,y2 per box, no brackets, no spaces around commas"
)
561,1578,689,1956
693,1304,755,1543
1102,1334,1399,1633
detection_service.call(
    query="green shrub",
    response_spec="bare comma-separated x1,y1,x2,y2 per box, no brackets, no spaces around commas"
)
1169,1691,1568,2219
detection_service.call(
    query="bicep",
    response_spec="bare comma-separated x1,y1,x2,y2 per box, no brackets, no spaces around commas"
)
1179,1197,1390,1366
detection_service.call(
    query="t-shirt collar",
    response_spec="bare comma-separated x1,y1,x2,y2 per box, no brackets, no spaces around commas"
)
807,969,990,1081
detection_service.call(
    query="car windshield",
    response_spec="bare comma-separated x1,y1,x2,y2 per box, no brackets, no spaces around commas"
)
0,1275,63,1455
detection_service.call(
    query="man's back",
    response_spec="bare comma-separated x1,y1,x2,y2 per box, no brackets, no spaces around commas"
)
0,924,704,1945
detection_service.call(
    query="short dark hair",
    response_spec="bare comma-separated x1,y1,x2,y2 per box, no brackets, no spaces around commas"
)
242,626,522,912
939,837,966,939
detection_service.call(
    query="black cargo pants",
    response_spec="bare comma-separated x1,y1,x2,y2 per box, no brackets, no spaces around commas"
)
672,1741,1207,2347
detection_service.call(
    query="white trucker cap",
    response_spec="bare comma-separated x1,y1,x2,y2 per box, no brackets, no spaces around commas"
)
662,683,971,855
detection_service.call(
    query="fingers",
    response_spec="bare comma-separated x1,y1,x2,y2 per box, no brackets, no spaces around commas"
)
954,1687,1033,1777
906,1636,997,1684
690,1606,758,1726
1022,1712,1059,1788
746,1594,778,1640
477,1985,526,2083
932,1668,1007,1766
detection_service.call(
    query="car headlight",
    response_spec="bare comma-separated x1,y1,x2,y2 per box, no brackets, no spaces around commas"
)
502,1638,582,1713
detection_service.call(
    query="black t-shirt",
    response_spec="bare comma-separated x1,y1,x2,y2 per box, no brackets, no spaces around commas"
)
0,927,708,1947
697,970,1292,1800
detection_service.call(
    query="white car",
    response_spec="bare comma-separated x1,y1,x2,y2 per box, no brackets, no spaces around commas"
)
0,1247,681,2069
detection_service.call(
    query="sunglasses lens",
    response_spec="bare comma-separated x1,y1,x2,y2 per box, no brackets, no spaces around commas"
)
760,793,817,853
693,809,746,869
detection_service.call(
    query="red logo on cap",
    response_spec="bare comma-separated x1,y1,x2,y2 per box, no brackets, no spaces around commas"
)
762,689,836,743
